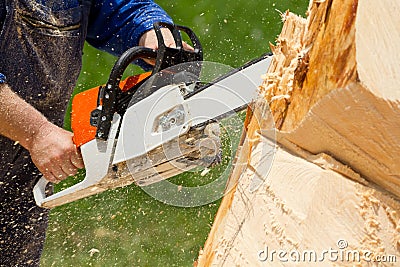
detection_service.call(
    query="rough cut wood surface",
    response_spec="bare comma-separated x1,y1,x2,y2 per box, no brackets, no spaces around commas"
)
197,0,400,266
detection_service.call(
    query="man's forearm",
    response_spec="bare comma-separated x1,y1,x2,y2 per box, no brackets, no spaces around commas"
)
0,83,49,150
0,83,84,182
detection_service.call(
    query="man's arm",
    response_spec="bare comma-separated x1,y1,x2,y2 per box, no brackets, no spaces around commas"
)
0,83,84,183
86,0,174,57
87,0,193,67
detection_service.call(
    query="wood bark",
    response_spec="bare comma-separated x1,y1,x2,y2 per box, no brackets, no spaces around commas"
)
196,0,400,266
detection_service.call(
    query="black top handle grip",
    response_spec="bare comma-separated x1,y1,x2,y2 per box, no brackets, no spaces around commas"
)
91,46,157,140
107,47,157,94
152,22,203,73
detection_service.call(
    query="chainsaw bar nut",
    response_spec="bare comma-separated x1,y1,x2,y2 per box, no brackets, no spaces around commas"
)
156,105,186,132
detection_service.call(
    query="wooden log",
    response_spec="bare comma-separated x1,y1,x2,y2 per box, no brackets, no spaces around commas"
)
197,0,400,266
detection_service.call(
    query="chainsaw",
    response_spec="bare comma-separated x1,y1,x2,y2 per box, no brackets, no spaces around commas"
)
33,22,272,208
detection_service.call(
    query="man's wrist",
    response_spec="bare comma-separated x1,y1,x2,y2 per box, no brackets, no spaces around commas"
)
22,119,51,151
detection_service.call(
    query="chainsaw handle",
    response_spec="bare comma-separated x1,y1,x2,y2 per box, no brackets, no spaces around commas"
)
107,47,157,91
33,176,50,207
94,46,157,140
152,22,203,73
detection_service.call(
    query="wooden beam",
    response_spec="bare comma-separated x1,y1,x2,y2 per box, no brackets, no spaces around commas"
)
198,139,400,266
263,0,400,197
197,0,400,265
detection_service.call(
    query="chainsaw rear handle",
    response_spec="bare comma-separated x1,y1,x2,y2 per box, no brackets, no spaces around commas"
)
33,176,49,208
34,114,121,208
92,22,203,141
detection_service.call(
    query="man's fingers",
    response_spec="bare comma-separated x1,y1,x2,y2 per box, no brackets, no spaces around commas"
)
49,167,69,183
42,170,60,184
59,148,83,177
142,41,194,66
139,28,195,67
61,161,78,177
71,149,84,169
42,162,77,183
182,41,194,51
143,58,156,66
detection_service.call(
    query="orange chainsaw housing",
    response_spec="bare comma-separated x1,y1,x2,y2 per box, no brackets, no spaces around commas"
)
71,72,151,147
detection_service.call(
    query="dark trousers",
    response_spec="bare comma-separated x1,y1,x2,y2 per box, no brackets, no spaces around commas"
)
0,0,90,265
0,138,49,266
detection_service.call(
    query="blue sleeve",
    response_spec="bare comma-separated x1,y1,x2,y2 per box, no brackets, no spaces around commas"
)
86,0,173,57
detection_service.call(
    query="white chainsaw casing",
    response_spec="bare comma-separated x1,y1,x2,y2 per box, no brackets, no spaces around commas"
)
113,55,272,165
113,84,190,164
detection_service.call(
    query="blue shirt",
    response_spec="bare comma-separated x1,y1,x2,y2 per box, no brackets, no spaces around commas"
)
0,0,173,57
86,0,173,57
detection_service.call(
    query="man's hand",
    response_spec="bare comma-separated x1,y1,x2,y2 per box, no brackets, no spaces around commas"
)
0,84,85,183
0,84,84,183
139,27,194,65
27,122,84,183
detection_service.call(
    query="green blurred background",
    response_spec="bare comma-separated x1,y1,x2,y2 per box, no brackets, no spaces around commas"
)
41,1,308,266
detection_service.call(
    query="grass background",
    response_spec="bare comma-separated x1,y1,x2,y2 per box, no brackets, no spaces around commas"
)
41,1,308,266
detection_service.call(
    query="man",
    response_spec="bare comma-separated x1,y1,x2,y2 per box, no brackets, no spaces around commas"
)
0,0,182,265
